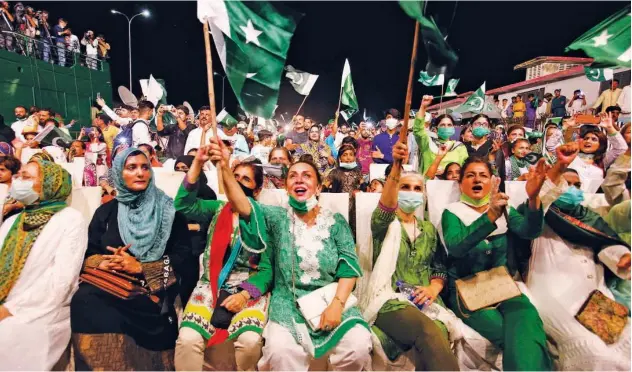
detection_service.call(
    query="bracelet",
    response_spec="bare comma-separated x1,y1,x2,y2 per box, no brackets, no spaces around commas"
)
333,295,346,307
240,290,250,301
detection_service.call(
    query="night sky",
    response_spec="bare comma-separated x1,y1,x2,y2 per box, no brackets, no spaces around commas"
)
38,1,626,122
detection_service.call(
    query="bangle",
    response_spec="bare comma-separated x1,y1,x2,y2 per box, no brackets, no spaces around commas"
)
333,295,346,307
240,291,250,300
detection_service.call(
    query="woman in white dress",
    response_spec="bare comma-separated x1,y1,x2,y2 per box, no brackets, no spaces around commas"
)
527,145,631,370
0,159,87,370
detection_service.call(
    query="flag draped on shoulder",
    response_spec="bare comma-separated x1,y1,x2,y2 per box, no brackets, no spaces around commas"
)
340,59,359,110
453,82,486,113
285,65,318,96
584,66,615,81
566,6,631,67
197,0,301,119
444,78,459,97
418,70,444,86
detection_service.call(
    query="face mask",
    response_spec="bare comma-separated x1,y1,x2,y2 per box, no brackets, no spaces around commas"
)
398,191,424,214
239,182,255,198
340,161,357,170
460,192,491,208
472,126,491,138
9,179,39,205
288,194,318,213
385,118,399,130
554,186,584,210
437,127,455,140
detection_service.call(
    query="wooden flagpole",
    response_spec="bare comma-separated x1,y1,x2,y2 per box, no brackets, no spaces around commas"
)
294,94,310,117
439,80,445,112
399,21,420,144
334,78,344,126
202,21,223,194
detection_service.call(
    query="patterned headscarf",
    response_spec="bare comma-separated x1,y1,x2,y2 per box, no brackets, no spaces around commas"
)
29,151,55,163
0,142,14,157
0,160,71,304
112,147,175,262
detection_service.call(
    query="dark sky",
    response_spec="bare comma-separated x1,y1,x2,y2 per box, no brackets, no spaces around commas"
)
39,1,626,122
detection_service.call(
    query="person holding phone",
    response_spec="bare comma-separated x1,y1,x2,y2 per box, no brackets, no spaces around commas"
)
568,89,587,115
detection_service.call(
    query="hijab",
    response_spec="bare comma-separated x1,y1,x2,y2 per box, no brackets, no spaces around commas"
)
0,160,71,303
113,147,176,262
0,142,14,157
174,155,216,200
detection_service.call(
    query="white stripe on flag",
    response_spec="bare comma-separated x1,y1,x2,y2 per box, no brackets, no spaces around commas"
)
342,59,351,88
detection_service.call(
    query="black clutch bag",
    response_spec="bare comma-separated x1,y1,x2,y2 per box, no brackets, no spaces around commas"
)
210,290,236,329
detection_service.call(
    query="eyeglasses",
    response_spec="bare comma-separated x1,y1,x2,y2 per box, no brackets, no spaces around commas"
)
472,121,489,128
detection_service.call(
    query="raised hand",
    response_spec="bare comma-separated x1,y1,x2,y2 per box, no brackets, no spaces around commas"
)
392,142,408,163
194,145,212,164
436,144,448,158
96,97,105,108
420,95,434,110
487,176,509,223
208,138,231,168
599,112,617,134
371,147,384,159
525,158,549,200
491,138,503,154
555,142,579,166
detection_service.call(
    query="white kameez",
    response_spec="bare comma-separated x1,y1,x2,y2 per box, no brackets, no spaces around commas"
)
0,208,88,370
526,224,631,371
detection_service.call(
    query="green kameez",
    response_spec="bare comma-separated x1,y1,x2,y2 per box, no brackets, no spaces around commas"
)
413,116,469,177
245,202,368,359
441,201,552,371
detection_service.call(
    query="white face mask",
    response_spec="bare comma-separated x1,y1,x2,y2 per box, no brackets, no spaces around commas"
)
9,179,39,205
385,118,399,130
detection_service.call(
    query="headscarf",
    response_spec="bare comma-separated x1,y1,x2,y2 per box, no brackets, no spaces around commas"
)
29,151,55,163
174,155,216,200
0,160,71,303
113,147,176,262
0,142,14,157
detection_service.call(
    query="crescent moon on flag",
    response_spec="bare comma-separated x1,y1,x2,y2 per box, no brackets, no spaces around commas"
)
469,97,484,111
589,69,600,80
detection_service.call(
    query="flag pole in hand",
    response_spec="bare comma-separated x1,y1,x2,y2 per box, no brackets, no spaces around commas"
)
399,21,420,144
295,94,310,118
439,81,445,111
202,20,223,194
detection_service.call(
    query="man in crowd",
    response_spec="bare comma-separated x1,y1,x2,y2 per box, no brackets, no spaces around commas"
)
65,27,80,55
131,100,153,147
372,109,400,164
567,89,587,115
220,120,250,158
507,96,516,118
96,34,110,59
184,106,212,155
512,95,526,121
593,79,622,113
37,107,53,127
81,30,98,69
543,92,553,115
605,106,623,126
551,89,567,117
92,113,119,152
157,105,195,159
500,98,510,119
526,94,536,128
356,122,373,175
96,97,133,127
51,18,68,66
10,105,30,141
37,10,52,62
130,107,140,121
536,98,548,122
0,1,14,52
284,114,307,151
334,122,351,151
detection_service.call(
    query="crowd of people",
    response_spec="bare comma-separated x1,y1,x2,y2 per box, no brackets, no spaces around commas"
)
0,1,110,69
0,78,630,371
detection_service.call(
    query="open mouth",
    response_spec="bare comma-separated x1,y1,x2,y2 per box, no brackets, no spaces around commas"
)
293,186,307,197
472,185,483,192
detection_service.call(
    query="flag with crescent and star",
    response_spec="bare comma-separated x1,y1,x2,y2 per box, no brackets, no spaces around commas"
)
418,70,444,86
566,5,630,67
285,65,319,96
453,82,486,113
444,78,460,97
584,67,615,82
197,0,301,118
33,124,73,149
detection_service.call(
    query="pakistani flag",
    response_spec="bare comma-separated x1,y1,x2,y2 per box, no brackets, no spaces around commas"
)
584,66,615,81
217,108,239,127
418,70,444,86
340,108,358,122
285,65,318,96
198,0,301,118
453,82,486,113
33,125,73,148
445,78,459,97
340,59,359,110
566,6,631,67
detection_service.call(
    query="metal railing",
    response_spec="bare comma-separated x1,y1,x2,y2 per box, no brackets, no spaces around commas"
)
0,31,105,71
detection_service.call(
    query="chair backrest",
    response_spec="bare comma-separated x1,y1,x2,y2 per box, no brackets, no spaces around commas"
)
61,160,85,188
354,192,381,298
369,163,413,181
67,186,102,222
152,168,186,199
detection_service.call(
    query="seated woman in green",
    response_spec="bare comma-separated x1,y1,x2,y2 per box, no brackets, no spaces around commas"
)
414,95,468,177
361,140,459,370
174,149,268,372
441,156,552,371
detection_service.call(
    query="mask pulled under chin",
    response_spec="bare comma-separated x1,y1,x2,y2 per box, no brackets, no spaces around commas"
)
289,194,318,213
460,192,491,208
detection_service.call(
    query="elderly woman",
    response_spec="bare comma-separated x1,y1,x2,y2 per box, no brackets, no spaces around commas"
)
415,96,468,177
441,156,551,371
361,140,459,370
0,159,87,370
294,125,335,177
326,144,364,234
1,156,24,219
174,153,268,372
526,144,631,370
205,137,371,370
70,147,191,370
263,146,291,189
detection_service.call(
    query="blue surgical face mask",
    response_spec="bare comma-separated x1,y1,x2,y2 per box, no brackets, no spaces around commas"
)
398,191,424,214
472,126,491,138
554,186,585,210
9,178,39,205
437,127,455,140
340,161,357,170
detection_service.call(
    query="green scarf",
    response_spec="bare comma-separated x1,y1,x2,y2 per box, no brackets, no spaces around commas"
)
460,192,490,208
509,155,528,180
0,160,71,304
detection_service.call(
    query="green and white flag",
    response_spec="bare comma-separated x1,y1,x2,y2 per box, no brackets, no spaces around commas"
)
584,66,614,81
566,6,631,67
285,65,318,96
340,59,359,110
340,108,358,122
453,82,486,113
418,70,444,86
444,78,459,96
216,108,239,128
33,124,73,148
197,0,300,119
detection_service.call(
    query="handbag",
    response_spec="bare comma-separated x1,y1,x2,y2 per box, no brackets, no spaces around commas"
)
575,290,628,345
210,290,236,329
290,214,358,331
80,266,159,303
455,266,521,312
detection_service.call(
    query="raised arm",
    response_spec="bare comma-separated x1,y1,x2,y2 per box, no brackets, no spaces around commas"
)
413,95,434,150
208,139,252,218
425,144,448,179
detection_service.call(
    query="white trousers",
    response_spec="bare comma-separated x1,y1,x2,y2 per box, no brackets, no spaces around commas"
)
257,322,372,371
174,327,263,371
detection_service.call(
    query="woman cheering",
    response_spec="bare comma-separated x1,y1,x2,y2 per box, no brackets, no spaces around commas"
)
71,147,191,370
441,156,551,371
205,138,372,370
293,125,335,177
